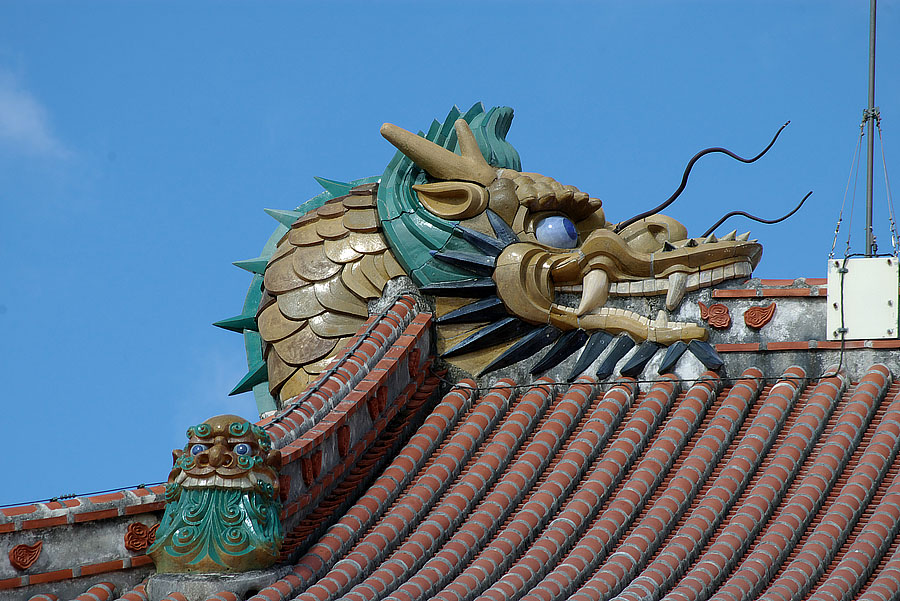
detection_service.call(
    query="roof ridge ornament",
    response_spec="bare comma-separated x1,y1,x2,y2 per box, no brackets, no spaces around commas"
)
225,104,776,406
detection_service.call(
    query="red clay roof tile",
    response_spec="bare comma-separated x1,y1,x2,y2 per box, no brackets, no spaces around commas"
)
20,294,900,601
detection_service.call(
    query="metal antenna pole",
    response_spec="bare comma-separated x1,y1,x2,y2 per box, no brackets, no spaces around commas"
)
866,0,877,256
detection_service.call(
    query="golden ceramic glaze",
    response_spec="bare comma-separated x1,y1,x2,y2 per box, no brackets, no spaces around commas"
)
258,188,406,403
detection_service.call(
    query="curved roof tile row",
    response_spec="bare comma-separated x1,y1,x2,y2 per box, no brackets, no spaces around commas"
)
295,382,521,601
616,368,803,601
233,360,900,601
415,378,638,601
662,369,851,601
717,365,892,601
769,385,900,601
571,368,767,601
375,378,602,601
525,374,722,601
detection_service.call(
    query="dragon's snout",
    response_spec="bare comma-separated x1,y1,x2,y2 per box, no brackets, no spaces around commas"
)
494,227,760,344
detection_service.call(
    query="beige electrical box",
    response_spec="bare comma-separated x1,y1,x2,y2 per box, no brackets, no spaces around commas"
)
827,256,899,340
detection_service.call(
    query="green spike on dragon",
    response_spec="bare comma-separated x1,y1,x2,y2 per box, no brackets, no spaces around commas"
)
217,103,797,414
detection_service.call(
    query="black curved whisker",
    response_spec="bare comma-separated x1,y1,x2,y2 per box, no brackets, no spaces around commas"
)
614,121,791,233
699,191,813,238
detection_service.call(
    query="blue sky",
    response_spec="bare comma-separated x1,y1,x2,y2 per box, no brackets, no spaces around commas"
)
1,2,898,505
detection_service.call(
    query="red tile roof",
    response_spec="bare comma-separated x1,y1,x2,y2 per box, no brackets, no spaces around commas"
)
11,289,900,601
242,361,900,601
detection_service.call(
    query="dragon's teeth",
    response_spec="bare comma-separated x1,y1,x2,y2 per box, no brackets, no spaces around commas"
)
577,269,609,316
666,272,688,310
656,310,668,327
686,273,700,290
711,266,725,284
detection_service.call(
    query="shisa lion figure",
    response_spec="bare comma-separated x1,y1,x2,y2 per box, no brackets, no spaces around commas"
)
221,104,789,406
149,415,283,573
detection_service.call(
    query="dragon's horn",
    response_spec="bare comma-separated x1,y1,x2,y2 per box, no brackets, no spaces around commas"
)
381,119,495,186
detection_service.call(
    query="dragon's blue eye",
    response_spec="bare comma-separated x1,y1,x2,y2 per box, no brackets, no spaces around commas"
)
234,443,252,456
190,444,207,456
535,216,578,248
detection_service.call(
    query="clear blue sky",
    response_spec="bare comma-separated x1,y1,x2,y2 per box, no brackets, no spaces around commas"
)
1,2,898,505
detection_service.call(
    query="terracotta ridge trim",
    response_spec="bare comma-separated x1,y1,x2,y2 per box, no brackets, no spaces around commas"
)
1,554,152,591
713,288,823,299
290,380,478,589
617,365,807,601
716,340,900,353
577,368,766,601
0,487,166,531
763,368,900,601
716,365,891,601
279,361,434,523
293,381,517,601
481,375,681,601
425,379,638,601
277,318,430,467
262,295,420,450
279,370,443,558
537,374,721,601
274,306,432,526
759,279,825,286
715,283,900,299
665,369,847,601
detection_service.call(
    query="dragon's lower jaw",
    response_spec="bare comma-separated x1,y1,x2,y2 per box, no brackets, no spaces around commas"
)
547,303,708,344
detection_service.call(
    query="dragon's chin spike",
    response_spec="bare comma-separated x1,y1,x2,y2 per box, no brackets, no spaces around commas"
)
380,120,496,186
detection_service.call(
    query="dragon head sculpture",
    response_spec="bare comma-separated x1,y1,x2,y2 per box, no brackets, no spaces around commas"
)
222,104,764,407
379,115,761,344
149,415,283,573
